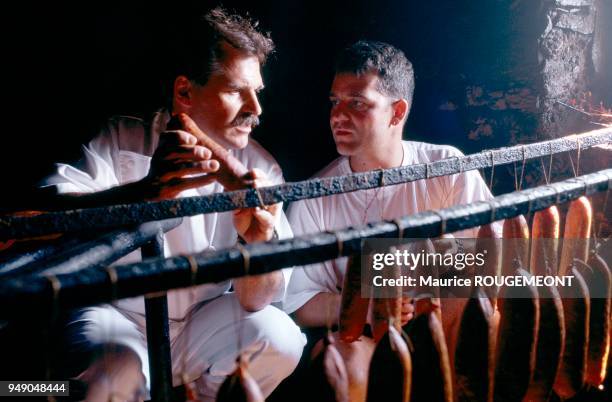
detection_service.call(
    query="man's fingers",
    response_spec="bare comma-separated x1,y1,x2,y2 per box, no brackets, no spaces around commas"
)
159,129,198,147
165,174,220,195
249,168,266,180
252,207,276,225
160,161,220,182
243,168,269,184
257,200,281,216
164,145,213,162
233,207,251,216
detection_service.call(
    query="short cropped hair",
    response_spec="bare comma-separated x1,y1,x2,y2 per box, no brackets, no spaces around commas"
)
335,40,414,105
173,7,275,85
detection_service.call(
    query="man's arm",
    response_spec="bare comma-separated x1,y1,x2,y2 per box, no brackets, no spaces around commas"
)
294,292,341,328
231,168,285,312
11,128,220,213
233,274,284,312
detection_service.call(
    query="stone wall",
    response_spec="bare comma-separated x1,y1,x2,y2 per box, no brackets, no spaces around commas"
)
538,0,597,138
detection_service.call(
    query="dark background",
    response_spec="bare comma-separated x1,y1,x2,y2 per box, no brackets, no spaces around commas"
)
2,0,610,203
1,3,611,400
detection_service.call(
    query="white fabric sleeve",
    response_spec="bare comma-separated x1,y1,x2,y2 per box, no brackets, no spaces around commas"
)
250,157,296,305
444,147,502,237
271,210,295,304
41,124,120,194
282,199,341,314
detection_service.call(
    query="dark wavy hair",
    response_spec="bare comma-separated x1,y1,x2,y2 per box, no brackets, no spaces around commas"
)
170,7,275,86
335,40,414,105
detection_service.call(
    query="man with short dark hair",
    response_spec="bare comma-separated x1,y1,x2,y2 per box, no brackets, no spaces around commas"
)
284,40,493,365
44,8,304,401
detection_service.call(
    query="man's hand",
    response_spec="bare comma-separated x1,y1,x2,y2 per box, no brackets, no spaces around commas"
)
141,130,220,200
432,233,459,255
400,296,415,326
6,122,221,212
233,168,281,243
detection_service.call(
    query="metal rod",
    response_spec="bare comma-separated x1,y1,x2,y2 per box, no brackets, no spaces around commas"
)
0,219,182,279
0,243,66,278
1,169,610,317
1,128,610,240
142,232,173,402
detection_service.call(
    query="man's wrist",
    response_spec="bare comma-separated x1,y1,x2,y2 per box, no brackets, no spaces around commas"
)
237,228,279,244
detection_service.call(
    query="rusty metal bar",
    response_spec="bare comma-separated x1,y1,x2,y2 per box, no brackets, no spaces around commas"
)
1,169,609,318
0,219,182,279
1,128,610,240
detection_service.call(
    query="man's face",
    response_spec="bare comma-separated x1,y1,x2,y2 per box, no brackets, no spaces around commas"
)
188,46,264,149
329,72,396,156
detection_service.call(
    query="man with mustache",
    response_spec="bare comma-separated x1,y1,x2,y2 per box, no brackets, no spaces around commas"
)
283,41,495,397
41,8,304,402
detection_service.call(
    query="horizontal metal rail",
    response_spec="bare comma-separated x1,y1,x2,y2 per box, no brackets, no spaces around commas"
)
0,219,182,279
1,169,609,318
0,127,610,240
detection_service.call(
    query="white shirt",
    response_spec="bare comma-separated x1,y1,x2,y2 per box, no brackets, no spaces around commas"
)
43,110,293,320
283,140,496,314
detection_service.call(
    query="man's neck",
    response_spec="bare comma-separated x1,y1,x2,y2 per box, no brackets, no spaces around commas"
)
349,139,405,172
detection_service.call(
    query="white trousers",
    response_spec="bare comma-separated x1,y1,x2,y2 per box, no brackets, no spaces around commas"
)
67,293,306,401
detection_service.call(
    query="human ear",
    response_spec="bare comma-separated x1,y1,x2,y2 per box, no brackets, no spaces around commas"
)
173,76,193,109
391,99,409,125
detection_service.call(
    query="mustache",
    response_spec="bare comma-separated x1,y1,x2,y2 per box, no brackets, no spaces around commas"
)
232,114,260,128
332,127,352,134
332,123,352,130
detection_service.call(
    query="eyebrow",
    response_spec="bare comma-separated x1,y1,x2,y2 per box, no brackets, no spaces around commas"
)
228,82,265,92
329,92,366,98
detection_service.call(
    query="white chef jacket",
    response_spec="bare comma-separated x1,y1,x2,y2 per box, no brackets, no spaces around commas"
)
43,110,293,320
283,140,496,313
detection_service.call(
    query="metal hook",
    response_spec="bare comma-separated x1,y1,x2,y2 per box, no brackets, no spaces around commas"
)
548,145,554,183
105,266,119,302
579,175,589,196
184,255,198,287
378,168,386,187
393,218,404,239
488,151,495,189
456,156,464,174
432,211,447,236
552,184,562,206
526,191,535,216
488,199,497,224
44,274,61,315
253,187,268,211
517,145,527,190
425,163,431,179
235,243,251,276
576,137,582,176
335,231,344,258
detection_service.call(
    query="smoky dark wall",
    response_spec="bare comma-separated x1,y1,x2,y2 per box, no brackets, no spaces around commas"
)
3,0,608,205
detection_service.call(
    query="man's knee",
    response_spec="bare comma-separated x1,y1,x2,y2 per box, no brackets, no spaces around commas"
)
62,306,150,392
244,306,305,374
